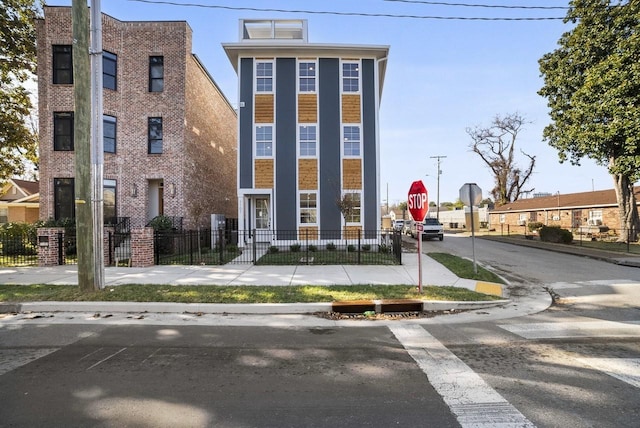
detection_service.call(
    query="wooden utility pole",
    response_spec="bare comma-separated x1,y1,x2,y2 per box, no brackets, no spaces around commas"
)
72,0,97,292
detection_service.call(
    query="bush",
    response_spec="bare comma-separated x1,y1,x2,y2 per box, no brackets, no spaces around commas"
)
290,243,301,252
528,222,544,233
268,245,279,253
308,245,317,252
362,244,371,252
326,242,336,251
379,244,391,253
148,215,174,231
0,222,38,256
347,244,356,252
539,225,573,244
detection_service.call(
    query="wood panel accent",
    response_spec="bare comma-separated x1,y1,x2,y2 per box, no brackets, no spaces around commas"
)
298,94,317,123
254,159,274,189
343,226,362,240
298,226,319,240
298,159,318,190
342,159,362,189
342,94,361,123
255,94,274,123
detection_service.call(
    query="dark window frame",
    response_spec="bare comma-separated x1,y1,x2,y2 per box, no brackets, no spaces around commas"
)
103,51,117,90
103,115,116,153
53,112,74,151
149,56,164,92
53,45,73,84
54,178,75,221
148,117,163,154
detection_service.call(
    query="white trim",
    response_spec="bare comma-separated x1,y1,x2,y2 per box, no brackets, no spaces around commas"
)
298,190,318,226
340,59,361,95
298,124,318,158
254,59,274,94
296,59,317,94
254,124,274,158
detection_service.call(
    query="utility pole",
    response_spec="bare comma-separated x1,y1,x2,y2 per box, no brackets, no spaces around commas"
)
90,0,105,289
430,156,446,222
72,0,96,292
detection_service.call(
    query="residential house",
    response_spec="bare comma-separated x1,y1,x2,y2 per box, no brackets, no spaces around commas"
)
489,187,640,234
36,6,237,230
223,19,389,245
0,179,39,224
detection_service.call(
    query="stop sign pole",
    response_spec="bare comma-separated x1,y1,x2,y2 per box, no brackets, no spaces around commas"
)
408,180,429,293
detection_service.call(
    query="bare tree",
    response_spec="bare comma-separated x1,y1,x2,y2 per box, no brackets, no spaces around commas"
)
466,113,536,205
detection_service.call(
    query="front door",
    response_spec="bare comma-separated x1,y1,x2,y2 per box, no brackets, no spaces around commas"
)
254,197,270,242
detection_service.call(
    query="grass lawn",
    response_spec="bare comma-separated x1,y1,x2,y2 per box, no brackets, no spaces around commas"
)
428,252,505,284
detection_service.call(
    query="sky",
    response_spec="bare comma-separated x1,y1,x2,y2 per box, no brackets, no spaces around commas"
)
46,0,618,206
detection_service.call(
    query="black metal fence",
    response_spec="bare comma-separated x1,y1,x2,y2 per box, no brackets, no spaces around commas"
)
0,231,38,266
58,231,78,265
154,229,402,266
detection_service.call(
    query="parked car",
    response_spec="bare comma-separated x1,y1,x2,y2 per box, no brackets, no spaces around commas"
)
410,217,444,241
393,220,405,231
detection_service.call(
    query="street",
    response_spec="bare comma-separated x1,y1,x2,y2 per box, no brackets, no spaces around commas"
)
1,236,639,427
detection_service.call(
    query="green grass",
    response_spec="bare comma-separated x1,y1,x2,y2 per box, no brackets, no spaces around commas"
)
256,249,398,265
427,252,505,284
0,283,500,303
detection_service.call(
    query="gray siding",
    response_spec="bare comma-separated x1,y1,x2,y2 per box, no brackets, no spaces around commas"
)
362,59,378,235
275,58,297,235
239,58,254,189
319,58,342,238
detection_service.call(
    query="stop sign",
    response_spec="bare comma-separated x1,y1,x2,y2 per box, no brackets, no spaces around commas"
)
408,180,429,222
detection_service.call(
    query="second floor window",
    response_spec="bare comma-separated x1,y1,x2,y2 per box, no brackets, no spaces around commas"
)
149,56,164,92
103,51,117,90
256,61,273,92
343,126,360,156
148,117,163,154
299,61,316,92
54,112,74,151
299,125,317,157
343,192,361,223
256,125,273,157
54,178,75,221
342,61,359,93
104,115,116,153
53,45,73,84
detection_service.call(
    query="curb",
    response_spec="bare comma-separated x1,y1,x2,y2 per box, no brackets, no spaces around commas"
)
0,299,508,315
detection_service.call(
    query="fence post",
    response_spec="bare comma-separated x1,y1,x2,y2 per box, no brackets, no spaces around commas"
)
108,231,112,266
57,231,64,265
306,229,309,265
188,231,193,265
154,231,159,265
357,229,361,265
219,228,225,265
252,228,257,264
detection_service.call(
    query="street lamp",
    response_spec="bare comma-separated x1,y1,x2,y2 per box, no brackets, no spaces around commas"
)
430,156,446,221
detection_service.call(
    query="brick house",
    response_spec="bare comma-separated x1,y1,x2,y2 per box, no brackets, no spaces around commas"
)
223,19,389,245
36,6,237,231
489,187,640,234
0,179,39,224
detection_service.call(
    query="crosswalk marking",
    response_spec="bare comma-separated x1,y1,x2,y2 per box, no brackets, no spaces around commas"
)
0,348,59,376
390,324,536,428
576,358,640,389
499,320,640,340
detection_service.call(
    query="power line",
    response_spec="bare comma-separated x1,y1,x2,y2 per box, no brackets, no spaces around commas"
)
385,0,569,10
128,0,565,21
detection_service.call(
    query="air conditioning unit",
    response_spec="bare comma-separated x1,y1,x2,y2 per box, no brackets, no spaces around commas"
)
518,220,526,226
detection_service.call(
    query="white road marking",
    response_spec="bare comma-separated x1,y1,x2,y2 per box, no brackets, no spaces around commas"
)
576,358,640,389
390,324,536,428
0,348,59,376
86,347,127,371
500,320,640,339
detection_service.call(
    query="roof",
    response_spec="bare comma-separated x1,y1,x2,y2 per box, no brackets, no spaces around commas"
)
491,186,640,213
11,179,39,195
0,179,39,201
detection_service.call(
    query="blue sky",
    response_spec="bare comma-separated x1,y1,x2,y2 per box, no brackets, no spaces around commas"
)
47,0,616,205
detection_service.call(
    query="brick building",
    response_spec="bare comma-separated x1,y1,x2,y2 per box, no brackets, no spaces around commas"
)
223,19,389,245
36,6,237,230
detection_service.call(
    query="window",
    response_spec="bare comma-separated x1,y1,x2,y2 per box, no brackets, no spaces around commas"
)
499,214,506,224
148,117,163,154
149,56,164,92
300,193,317,224
256,125,273,157
103,51,117,90
588,210,603,225
54,178,75,221
0,207,7,224
53,45,73,84
103,179,117,225
343,192,361,223
104,115,116,153
256,61,273,92
299,125,317,157
54,112,74,151
342,61,359,92
298,61,316,92
343,126,360,156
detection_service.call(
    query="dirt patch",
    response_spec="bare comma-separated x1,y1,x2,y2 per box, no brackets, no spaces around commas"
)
314,308,471,321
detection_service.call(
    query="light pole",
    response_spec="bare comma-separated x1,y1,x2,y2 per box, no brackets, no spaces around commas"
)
430,156,446,221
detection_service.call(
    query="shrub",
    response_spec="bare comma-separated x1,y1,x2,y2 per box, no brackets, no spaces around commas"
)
326,242,336,251
539,225,573,244
362,244,371,252
347,244,356,252
148,215,174,231
308,245,317,252
268,245,279,253
0,222,38,256
290,243,301,252
379,244,391,253
528,222,544,233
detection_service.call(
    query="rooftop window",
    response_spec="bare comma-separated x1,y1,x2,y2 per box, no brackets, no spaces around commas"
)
240,19,307,42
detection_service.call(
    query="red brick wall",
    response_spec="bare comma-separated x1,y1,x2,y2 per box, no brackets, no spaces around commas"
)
37,228,62,266
130,227,154,267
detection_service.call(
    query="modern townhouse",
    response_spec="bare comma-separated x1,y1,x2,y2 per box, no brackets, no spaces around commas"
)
223,19,389,246
36,6,237,231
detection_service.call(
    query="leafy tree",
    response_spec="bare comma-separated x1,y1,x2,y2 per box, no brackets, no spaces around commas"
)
539,0,640,242
0,0,40,183
466,113,536,205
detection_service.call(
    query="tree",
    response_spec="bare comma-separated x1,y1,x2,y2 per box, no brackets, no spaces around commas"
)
466,113,536,205
0,0,40,183
539,0,640,242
